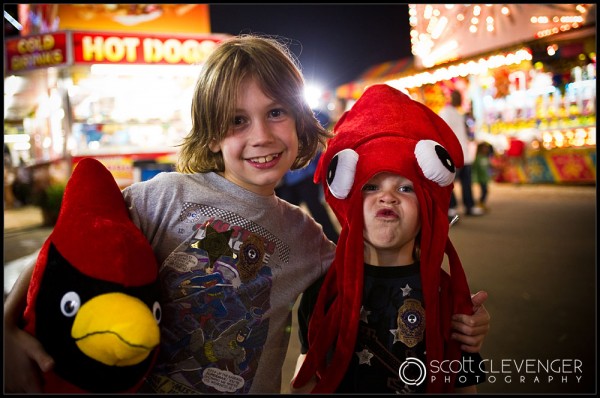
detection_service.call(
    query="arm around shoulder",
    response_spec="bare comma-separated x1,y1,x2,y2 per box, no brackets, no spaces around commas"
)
4,262,55,392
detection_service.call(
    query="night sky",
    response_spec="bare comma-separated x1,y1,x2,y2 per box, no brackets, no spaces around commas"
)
209,4,412,90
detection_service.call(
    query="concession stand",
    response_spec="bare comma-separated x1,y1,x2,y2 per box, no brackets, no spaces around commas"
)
4,5,229,202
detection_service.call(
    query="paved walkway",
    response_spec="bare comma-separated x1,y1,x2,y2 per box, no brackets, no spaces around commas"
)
3,205,44,232
3,205,47,297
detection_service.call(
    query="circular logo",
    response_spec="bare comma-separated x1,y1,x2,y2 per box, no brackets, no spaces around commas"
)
398,357,427,386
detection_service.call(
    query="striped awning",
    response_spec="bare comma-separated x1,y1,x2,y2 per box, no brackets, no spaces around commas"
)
336,57,415,100
358,57,413,81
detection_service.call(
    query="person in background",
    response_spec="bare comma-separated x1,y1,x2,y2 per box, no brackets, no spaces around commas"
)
4,143,17,209
291,85,488,393
12,157,34,207
438,89,483,219
276,109,339,243
505,136,528,183
472,141,494,212
4,35,490,394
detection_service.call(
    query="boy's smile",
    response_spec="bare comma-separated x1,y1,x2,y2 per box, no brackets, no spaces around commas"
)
246,152,282,167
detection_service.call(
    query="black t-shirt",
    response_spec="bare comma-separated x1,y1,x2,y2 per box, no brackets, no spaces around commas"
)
298,263,486,393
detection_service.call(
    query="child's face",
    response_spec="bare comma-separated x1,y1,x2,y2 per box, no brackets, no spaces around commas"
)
209,77,299,196
361,172,421,266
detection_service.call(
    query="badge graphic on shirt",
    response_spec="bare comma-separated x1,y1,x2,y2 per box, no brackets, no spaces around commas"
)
238,233,266,283
392,298,425,348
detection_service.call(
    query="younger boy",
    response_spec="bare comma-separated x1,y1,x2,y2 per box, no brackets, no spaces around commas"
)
292,84,487,393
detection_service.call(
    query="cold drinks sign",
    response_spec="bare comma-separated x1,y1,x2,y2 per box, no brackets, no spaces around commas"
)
5,32,69,72
5,31,227,73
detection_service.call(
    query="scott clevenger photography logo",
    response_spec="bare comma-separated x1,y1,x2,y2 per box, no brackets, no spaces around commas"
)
398,357,584,388
398,357,427,386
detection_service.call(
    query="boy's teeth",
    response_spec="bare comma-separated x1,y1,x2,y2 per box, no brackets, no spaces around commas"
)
253,155,276,163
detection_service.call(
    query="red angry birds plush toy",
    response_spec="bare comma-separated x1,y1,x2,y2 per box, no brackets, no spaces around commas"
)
21,157,161,393
293,84,474,393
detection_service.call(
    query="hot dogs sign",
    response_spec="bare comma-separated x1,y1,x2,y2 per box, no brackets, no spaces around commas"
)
72,32,225,65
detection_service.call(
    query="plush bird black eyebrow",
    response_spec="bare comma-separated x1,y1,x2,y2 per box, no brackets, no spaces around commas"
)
44,243,160,306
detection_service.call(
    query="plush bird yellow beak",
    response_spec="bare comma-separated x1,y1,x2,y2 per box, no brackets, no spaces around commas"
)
72,292,160,366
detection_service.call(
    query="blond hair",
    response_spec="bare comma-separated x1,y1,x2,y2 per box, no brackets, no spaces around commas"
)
177,34,331,173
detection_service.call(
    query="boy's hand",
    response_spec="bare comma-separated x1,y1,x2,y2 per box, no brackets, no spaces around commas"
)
4,262,55,392
451,290,490,353
4,323,55,392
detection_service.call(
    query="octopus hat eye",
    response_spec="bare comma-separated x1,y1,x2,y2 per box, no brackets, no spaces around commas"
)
414,139,456,187
326,148,359,199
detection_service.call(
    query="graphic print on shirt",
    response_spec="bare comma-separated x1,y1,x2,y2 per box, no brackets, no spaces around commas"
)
153,203,285,393
350,270,427,393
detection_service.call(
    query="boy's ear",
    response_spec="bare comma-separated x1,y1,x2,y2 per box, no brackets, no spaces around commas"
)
208,139,221,153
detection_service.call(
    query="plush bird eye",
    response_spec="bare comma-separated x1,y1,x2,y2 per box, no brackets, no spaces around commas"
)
326,148,359,199
152,301,162,324
60,291,81,317
414,139,456,187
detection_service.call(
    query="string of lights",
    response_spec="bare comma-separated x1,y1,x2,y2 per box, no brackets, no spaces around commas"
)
408,4,594,68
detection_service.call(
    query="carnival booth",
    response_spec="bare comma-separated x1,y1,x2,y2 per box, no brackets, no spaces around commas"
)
335,4,596,184
4,5,229,206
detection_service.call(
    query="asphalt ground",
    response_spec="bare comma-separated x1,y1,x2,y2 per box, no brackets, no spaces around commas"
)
4,182,597,394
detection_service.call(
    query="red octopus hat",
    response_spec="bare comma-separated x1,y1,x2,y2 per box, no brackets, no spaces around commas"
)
294,84,474,393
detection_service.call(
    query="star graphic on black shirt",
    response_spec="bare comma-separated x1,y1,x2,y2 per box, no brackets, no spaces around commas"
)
401,283,412,297
356,348,374,365
360,305,372,323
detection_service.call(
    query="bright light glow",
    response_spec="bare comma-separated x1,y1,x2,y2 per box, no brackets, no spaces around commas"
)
431,16,448,39
73,66,198,123
547,44,558,56
387,48,532,90
304,83,323,109
36,95,51,118
4,75,25,96
424,5,433,19
90,64,202,78
421,40,458,68
3,134,30,143
13,142,31,151
4,96,15,115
